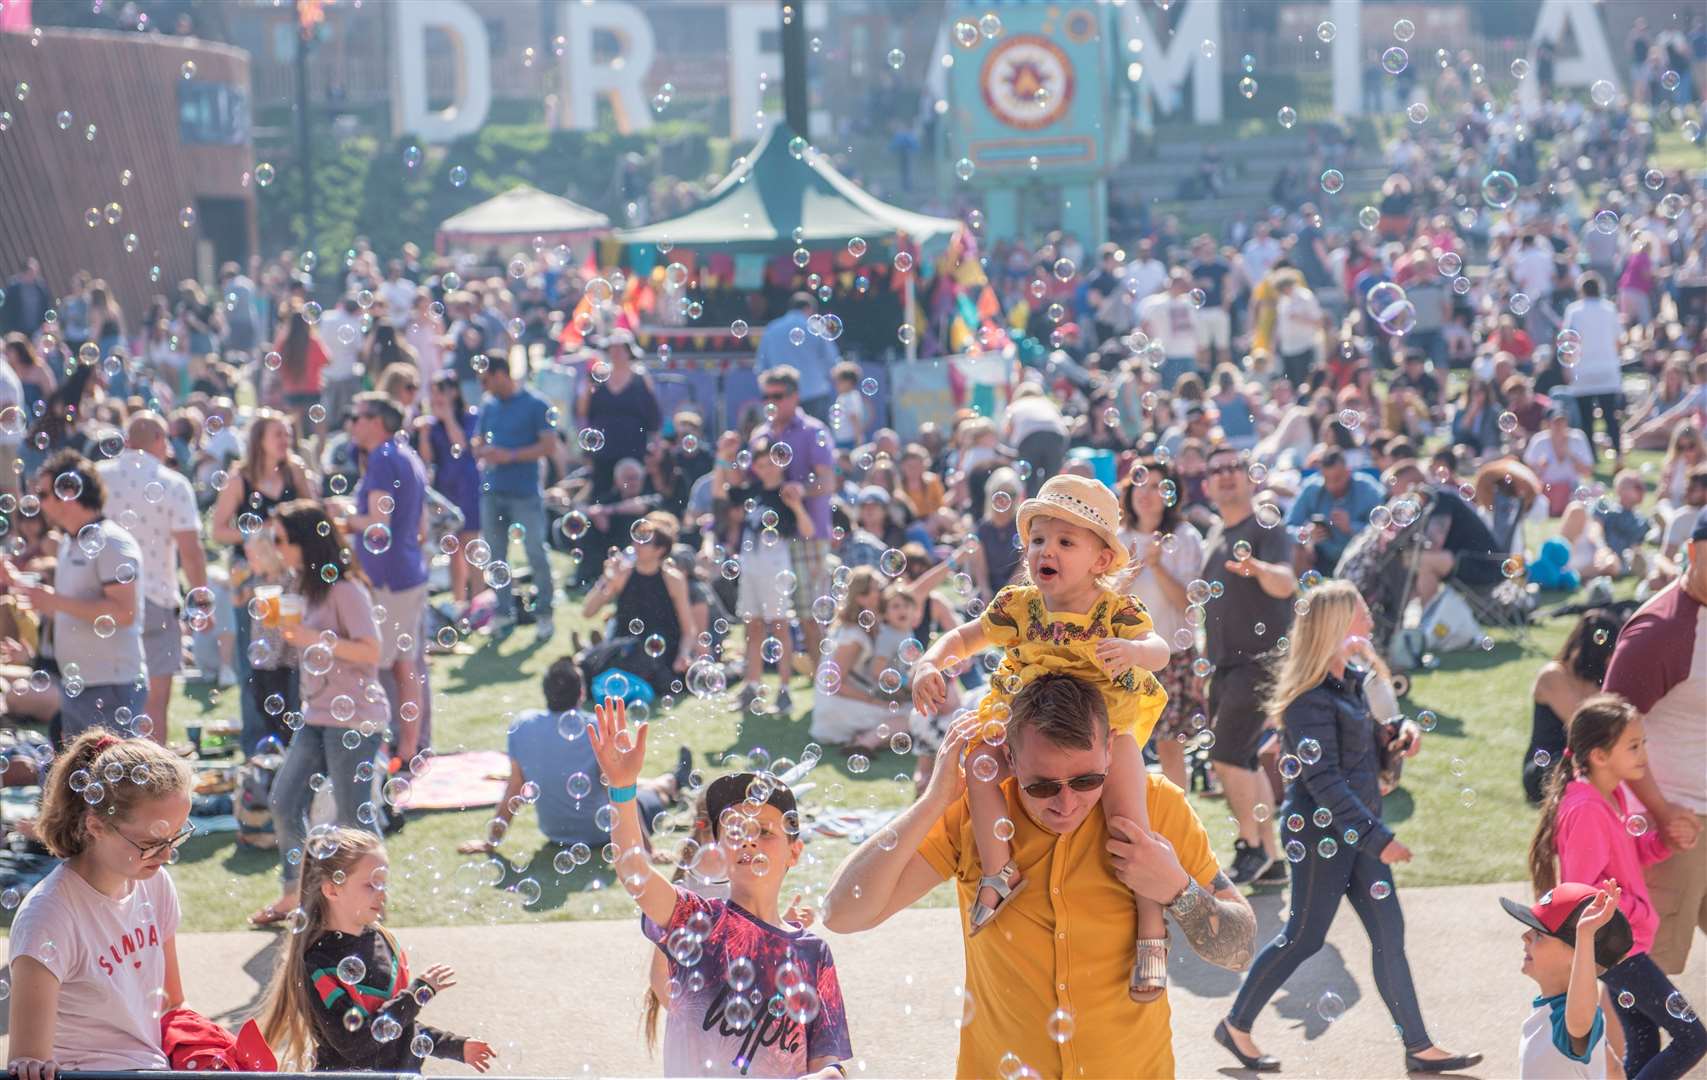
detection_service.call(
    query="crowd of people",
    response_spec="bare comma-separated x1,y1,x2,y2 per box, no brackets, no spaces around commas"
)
2,48,1707,1080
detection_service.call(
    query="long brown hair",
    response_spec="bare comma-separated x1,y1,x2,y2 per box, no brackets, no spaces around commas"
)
37,730,193,858
274,499,367,607
279,307,316,380
256,827,388,1070
242,409,308,494
1117,456,1181,535
1528,694,1640,896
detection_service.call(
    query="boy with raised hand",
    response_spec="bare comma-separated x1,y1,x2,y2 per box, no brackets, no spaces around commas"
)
1501,881,1632,1078
587,697,852,1079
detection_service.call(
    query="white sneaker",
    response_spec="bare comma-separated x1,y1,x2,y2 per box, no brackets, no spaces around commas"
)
218,665,238,688
534,618,556,642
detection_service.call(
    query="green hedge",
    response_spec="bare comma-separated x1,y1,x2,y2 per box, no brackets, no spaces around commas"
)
255,121,713,278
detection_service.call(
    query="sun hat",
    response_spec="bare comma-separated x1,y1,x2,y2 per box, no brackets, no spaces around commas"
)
1016,475,1128,572
1500,883,1632,969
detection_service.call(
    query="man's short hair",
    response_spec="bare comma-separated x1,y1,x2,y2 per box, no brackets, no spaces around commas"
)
788,291,815,312
1318,447,1347,470
1008,675,1109,752
831,360,863,385
481,352,515,379
1579,272,1603,299
760,365,801,394
39,449,105,512
354,391,405,435
543,656,584,713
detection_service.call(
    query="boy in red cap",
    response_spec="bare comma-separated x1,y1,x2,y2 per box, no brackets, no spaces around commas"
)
1502,881,1631,1078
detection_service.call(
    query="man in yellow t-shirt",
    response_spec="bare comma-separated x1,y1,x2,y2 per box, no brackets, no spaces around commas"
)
823,675,1257,1079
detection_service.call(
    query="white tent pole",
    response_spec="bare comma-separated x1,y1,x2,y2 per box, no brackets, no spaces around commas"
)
904,269,917,363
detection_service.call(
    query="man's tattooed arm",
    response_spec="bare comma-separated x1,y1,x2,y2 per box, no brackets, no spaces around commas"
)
1168,871,1257,971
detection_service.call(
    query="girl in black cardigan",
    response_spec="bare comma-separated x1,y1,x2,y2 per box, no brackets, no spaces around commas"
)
256,827,496,1072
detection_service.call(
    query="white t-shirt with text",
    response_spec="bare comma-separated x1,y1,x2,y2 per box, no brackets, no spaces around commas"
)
8,864,181,1070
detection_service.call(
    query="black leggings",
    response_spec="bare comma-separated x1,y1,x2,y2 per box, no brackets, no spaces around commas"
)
1228,841,1432,1051
1602,951,1707,1080
1574,393,1623,458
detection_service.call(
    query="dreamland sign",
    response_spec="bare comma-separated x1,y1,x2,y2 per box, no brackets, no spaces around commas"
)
394,0,1621,143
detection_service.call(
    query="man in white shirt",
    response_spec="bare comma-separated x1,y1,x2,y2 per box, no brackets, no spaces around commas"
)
1511,233,1557,301
1560,274,1627,468
1121,238,1169,309
98,413,207,744
379,260,418,327
1240,223,1283,285
1138,269,1204,387
317,296,367,436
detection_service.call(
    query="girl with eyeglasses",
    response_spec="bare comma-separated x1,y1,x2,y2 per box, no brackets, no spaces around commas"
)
7,730,195,1079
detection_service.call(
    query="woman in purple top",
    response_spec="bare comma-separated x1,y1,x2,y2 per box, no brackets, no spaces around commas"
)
417,372,483,613
249,499,388,927
1619,237,1656,327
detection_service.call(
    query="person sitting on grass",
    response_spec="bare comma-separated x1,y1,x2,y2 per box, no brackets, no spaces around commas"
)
1501,882,1631,1078
457,657,690,857
587,698,854,1079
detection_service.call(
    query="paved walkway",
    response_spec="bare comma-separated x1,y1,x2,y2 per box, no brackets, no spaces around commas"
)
4,881,1704,1077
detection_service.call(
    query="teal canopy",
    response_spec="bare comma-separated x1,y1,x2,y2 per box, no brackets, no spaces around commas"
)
616,124,962,255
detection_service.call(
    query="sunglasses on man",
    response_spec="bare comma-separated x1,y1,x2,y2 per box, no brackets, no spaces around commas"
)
1206,462,1244,478
1018,772,1108,799
762,390,792,402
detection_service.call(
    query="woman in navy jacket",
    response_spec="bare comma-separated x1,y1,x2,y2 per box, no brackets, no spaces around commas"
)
1213,580,1482,1074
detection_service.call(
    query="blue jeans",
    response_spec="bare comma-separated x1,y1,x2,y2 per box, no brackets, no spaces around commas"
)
1160,354,1198,388
1602,951,1707,1080
270,724,383,885
58,680,148,744
481,490,554,620
1228,843,1432,1051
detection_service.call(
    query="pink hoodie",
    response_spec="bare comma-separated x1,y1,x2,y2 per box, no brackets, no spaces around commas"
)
1554,779,1674,954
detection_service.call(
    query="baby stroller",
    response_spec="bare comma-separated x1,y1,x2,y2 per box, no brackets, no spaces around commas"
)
1337,485,1533,673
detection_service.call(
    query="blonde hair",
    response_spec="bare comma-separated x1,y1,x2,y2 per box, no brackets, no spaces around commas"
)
834,567,883,629
257,828,388,1068
37,731,192,858
1265,580,1382,728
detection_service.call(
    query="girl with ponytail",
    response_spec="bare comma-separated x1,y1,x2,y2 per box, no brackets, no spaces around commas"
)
1528,694,1705,1079
255,826,496,1073
7,730,193,1079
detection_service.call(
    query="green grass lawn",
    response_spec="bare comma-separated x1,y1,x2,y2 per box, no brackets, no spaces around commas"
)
43,523,1610,937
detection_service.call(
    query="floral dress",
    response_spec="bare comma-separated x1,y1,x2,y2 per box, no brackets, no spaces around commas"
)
976,585,1168,742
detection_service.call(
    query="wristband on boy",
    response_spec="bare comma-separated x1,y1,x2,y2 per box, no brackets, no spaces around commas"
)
609,784,638,804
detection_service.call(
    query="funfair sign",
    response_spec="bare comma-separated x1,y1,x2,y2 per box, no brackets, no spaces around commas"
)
393,0,1620,142
393,0,825,143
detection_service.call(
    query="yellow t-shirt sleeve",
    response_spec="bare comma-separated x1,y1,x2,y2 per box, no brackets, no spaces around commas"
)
918,795,971,882
1147,775,1222,888
979,585,1026,649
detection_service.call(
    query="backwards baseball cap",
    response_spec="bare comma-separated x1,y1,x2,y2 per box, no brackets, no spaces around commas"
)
704,772,800,841
1500,883,1633,969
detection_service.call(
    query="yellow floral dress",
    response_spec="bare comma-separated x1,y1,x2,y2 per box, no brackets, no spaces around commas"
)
975,585,1168,742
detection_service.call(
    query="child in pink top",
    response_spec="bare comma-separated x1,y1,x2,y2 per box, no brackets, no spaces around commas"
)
1529,695,1705,1080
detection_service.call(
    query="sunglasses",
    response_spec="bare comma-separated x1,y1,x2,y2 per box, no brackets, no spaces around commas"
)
1019,772,1107,799
115,820,195,860
1206,463,1244,478
762,391,792,402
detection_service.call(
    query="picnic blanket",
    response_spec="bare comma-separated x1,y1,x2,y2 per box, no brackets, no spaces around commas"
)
397,750,512,811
